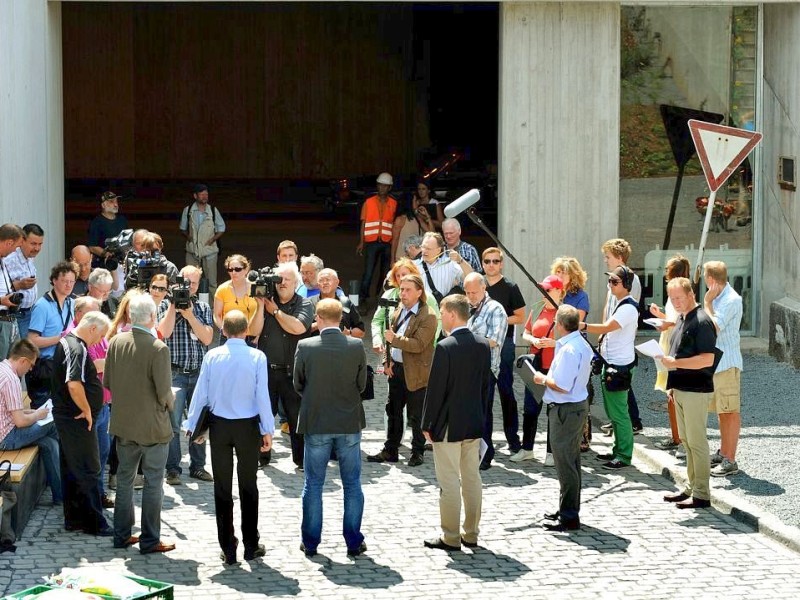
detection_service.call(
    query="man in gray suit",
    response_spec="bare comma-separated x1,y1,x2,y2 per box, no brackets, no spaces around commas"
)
294,298,368,558
105,294,175,554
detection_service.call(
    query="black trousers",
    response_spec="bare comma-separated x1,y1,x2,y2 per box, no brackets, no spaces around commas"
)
385,363,426,455
267,370,304,466
54,415,108,533
210,416,262,553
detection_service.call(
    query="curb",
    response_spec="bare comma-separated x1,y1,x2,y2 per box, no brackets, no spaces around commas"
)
632,436,800,554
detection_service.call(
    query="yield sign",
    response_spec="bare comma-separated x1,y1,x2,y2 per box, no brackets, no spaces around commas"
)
688,120,762,192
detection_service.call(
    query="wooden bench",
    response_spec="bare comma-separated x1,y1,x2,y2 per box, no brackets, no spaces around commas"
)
0,446,47,539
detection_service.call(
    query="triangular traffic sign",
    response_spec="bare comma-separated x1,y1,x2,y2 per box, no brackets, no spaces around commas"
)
688,120,762,192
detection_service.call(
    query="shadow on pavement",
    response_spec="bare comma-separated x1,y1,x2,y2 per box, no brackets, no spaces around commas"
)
716,472,785,497
210,561,301,596
122,554,201,586
556,524,632,553
318,555,403,588
445,546,531,581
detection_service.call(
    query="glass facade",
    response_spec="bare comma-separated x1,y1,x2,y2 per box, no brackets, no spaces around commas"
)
619,5,758,331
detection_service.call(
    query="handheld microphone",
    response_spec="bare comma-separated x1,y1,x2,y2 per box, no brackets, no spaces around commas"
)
443,189,480,219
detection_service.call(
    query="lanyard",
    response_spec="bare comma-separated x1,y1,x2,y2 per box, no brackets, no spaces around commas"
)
393,308,414,332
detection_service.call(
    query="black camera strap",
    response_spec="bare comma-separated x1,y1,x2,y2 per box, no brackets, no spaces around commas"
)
597,296,639,359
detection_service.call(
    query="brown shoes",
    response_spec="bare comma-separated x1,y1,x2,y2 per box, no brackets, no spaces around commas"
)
140,541,176,554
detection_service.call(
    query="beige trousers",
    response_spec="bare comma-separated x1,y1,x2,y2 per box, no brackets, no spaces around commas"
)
432,437,482,546
673,390,712,500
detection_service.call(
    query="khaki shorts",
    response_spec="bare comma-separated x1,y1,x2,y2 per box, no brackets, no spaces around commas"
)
709,367,741,413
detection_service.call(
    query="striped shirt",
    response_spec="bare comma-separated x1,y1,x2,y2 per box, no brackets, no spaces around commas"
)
3,248,38,309
467,293,507,376
451,240,482,273
416,255,463,300
711,283,743,373
0,359,23,442
157,298,212,371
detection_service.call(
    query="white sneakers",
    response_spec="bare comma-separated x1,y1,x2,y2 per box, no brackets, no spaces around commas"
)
544,453,555,467
509,449,535,463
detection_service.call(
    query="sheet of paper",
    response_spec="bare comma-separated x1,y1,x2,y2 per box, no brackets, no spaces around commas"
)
644,317,668,328
479,439,489,463
7,463,25,471
171,387,182,395
36,399,54,427
635,339,665,358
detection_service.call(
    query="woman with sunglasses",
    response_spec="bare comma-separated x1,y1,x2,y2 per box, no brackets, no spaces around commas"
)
214,254,258,340
551,257,592,451
511,276,564,464
148,273,170,310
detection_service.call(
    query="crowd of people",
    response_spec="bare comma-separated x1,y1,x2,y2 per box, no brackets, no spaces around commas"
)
0,173,744,562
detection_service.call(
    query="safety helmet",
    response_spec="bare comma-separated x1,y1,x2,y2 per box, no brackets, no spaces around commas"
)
376,172,393,186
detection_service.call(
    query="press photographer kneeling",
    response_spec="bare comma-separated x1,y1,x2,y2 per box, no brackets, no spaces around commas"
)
157,266,214,485
580,265,638,470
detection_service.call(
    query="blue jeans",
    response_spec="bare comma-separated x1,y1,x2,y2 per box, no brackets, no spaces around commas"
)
167,370,206,474
0,421,62,503
302,432,364,552
15,310,31,341
95,404,111,497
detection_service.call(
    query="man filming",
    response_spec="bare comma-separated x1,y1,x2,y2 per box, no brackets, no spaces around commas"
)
250,262,314,469
157,265,214,485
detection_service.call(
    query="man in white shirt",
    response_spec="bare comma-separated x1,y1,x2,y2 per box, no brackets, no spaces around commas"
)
415,232,472,304
3,224,43,339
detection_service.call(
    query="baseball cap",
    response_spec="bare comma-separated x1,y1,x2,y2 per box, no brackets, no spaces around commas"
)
100,191,122,202
605,265,634,291
541,275,564,291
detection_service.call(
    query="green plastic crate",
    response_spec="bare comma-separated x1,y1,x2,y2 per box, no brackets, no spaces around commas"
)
3,576,173,600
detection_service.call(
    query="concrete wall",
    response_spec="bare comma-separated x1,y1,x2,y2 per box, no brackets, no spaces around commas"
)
499,2,620,319
762,4,800,355
0,0,64,271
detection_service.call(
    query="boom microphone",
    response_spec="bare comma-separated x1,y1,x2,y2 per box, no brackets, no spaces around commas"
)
443,189,480,218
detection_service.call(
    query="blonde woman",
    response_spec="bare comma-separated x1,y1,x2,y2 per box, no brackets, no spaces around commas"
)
214,254,258,339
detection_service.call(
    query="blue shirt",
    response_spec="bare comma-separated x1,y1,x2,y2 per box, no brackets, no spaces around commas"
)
711,283,743,372
564,289,590,316
544,330,593,405
185,338,274,435
29,292,74,359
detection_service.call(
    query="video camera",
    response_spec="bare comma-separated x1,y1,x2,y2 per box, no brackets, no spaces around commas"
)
377,297,399,309
170,276,192,310
247,267,283,299
101,229,134,271
125,251,169,289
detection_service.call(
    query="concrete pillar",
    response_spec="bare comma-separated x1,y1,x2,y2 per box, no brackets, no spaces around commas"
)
499,2,620,319
0,0,64,273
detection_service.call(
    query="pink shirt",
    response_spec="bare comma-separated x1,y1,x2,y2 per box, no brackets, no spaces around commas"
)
87,337,112,405
0,360,24,442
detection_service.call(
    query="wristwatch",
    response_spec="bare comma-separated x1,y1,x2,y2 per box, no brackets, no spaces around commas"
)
273,308,280,317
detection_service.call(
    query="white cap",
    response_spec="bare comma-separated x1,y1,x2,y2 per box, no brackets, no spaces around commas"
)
376,172,393,186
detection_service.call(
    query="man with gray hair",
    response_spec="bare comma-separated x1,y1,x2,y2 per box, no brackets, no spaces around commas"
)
442,218,481,272
105,294,175,553
52,310,112,536
403,235,423,261
299,254,324,298
525,305,593,531
310,268,365,338
87,268,119,319
251,261,314,468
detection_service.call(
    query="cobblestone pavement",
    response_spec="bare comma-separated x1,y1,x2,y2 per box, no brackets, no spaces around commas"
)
3,352,800,599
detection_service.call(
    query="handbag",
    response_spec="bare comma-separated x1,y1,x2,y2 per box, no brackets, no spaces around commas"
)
0,460,17,548
361,366,375,401
190,406,211,442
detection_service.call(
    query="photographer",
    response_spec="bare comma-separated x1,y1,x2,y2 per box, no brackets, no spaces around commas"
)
4,223,43,339
250,262,314,469
0,224,24,359
157,265,214,485
138,232,179,284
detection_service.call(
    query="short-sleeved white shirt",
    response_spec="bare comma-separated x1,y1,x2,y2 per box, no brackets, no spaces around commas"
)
601,297,638,365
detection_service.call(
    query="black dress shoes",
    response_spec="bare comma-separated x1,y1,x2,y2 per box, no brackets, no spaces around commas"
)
676,497,711,509
543,519,581,532
424,537,461,552
663,492,691,503
220,538,239,565
479,460,491,471
300,543,317,557
408,453,423,467
367,450,399,463
543,511,560,521
347,542,368,557
460,537,478,548
259,450,271,467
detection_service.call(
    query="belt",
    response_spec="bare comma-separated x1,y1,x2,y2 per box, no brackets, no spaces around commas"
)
172,365,200,374
268,363,292,372
0,313,17,322
17,307,32,314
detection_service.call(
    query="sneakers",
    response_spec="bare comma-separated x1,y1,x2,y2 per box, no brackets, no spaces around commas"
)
632,422,643,435
108,475,117,490
674,445,686,459
509,449,535,463
600,422,613,433
602,459,628,470
657,439,680,450
190,469,214,482
710,449,724,466
711,457,739,477
543,453,554,467
166,472,182,486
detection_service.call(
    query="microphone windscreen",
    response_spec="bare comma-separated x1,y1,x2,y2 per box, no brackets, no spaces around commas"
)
443,189,480,218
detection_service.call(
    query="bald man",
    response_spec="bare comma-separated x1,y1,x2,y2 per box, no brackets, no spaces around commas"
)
71,245,93,296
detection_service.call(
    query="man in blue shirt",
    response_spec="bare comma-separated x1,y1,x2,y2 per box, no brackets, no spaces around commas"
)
185,310,274,565
26,261,77,407
530,305,592,532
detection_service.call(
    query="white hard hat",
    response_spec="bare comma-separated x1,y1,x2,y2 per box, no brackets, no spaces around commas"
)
376,172,393,186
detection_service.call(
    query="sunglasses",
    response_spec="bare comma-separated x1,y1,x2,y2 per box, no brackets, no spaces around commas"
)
227,266,245,273
150,285,168,292
483,259,502,265
608,278,621,286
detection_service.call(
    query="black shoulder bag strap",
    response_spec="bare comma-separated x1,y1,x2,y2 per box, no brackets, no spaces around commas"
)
597,297,639,364
421,261,443,303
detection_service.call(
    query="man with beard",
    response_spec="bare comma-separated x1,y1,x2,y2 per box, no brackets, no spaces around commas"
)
180,184,225,293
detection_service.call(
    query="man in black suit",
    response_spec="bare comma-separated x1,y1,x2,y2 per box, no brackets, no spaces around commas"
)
294,298,368,558
421,294,491,551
